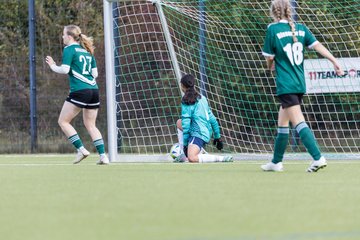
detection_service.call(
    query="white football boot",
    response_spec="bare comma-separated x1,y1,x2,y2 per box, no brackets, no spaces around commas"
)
97,155,110,165
174,154,188,163
307,156,327,172
73,148,90,164
222,156,233,162
261,162,284,172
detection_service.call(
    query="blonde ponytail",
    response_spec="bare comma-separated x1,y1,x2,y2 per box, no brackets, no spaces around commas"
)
270,0,298,42
79,33,95,55
286,5,298,42
65,25,95,55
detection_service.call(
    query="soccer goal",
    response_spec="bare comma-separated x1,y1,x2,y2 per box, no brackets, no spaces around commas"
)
103,0,360,162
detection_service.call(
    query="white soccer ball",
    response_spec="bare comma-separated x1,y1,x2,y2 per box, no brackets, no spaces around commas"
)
169,143,183,159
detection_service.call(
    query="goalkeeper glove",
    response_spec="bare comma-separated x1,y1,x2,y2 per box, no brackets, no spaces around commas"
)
213,138,223,150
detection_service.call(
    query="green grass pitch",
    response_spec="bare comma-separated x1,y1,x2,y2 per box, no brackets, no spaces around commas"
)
0,155,359,240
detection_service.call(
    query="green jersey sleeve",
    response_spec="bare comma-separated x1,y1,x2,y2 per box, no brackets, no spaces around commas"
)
209,110,220,139
262,25,275,57
181,103,192,147
91,55,97,69
62,46,74,67
303,25,318,48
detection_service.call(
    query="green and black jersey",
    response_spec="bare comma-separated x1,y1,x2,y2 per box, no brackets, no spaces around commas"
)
62,43,98,92
262,20,318,95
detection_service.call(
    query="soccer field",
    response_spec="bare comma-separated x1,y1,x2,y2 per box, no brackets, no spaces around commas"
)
0,155,359,240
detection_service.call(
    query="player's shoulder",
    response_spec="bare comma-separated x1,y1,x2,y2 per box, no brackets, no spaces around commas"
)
63,43,77,54
198,95,210,106
266,22,283,35
294,22,308,30
64,43,78,49
267,22,278,29
64,43,89,54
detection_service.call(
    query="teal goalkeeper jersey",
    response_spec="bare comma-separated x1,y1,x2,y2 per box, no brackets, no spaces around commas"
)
62,43,98,92
181,95,221,147
262,20,318,95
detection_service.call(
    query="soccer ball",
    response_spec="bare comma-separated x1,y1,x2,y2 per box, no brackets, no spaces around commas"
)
169,143,183,159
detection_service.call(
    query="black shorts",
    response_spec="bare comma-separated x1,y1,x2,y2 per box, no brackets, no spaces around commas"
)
66,89,100,109
278,94,304,109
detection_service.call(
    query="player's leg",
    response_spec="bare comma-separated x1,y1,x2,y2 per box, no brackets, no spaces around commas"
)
273,106,290,163
283,93,326,171
58,101,81,137
188,137,232,163
176,119,207,156
176,119,184,150
286,105,326,172
262,94,298,171
288,105,320,159
58,101,90,163
83,108,109,165
261,106,289,171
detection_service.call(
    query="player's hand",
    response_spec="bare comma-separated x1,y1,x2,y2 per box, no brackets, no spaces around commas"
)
45,56,55,66
213,138,223,150
334,62,344,76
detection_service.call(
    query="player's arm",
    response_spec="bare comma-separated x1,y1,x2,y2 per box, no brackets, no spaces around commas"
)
91,55,98,78
91,68,98,78
304,25,344,76
209,110,220,139
46,46,74,74
209,110,223,150
265,56,275,71
262,25,275,71
312,43,344,76
46,48,71,74
45,56,70,74
181,104,191,147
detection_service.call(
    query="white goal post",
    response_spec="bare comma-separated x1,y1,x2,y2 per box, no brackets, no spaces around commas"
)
103,0,181,162
103,0,360,162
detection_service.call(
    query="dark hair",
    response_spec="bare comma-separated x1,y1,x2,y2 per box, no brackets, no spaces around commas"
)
181,74,201,105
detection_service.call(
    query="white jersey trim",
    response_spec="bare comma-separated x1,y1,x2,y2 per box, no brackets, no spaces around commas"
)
308,40,319,49
262,52,275,57
72,70,97,86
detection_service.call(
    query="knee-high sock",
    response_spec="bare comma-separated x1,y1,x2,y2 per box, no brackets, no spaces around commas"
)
68,134,83,149
198,154,226,163
296,122,321,160
94,139,105,155
272,127,289,164
177,129,184,149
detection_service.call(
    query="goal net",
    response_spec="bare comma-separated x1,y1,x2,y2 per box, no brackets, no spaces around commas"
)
104,0,360,161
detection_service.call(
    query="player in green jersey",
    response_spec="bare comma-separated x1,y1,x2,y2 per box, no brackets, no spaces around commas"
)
261,0,343,172
174,74,232,163
45,25,109,165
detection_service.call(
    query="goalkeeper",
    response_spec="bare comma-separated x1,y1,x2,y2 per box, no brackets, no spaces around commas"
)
174,74,233,163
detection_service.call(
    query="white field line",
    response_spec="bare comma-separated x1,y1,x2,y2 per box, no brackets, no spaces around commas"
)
0,161,360,166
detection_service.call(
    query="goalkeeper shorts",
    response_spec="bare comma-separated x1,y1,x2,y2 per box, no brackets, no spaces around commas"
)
188,136,206,150
66,89,100,109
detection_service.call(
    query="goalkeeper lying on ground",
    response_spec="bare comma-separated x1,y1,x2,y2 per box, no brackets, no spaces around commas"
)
174,74,233,163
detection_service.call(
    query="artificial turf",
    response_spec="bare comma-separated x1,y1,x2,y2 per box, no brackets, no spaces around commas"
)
0,155,359,240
